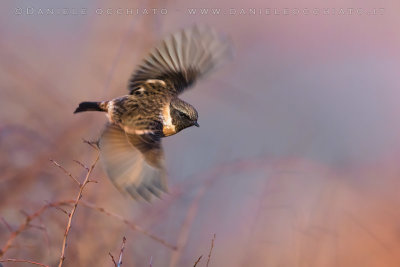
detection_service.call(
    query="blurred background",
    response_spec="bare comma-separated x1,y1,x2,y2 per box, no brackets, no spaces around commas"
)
1,0,400,266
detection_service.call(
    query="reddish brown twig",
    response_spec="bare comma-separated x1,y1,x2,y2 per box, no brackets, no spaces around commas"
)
1,197,175,258
73,159,89,171
57,153,99,267
82,138,99,150
0,200,72,257
206,234,216,267
117,237,126,267
45,201,69,216
109,252,118,267
109,236,127,267
193,255,202,267
50,159,81,186
0,258,50,267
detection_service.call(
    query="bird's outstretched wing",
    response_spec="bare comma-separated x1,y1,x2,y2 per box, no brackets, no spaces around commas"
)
99,123,167,201
128,25,231,95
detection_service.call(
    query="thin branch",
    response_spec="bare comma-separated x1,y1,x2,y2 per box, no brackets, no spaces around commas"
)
0,197,175,258
45,201,69,216
0,217,13,232
79,200,177,250
109,236,127,267
50,159,81,186
0,258,50,267
82,138,99,150
57,153,99,267
73,159,89,171
37,216,51,257
193,255,202,267
0,200,72,257
206,234,216,267
149,256,153,267
109,252,117,267
117,237,126,267
27,224,46,231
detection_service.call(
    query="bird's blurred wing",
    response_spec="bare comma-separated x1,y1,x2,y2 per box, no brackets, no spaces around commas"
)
99,123,167,201
129,25,231,95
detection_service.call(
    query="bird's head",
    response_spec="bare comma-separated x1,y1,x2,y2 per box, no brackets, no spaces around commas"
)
170,98,199,132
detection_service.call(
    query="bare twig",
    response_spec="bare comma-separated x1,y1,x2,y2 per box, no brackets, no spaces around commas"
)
0,197,175,258
27,224,46,231
108,236,126,267
73,159,89,171
193,255,202,267
109,237,127,267
149,256,153,267
82,138,99,150
45,201,69,216
50,159,81,186
0,200,72,257
206,234,216,267
109,252,117,267
117,237,126,267
57,153,99,267
0,258,50,267
79,200,177,250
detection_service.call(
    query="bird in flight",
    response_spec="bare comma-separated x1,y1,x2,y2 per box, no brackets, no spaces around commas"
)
74,25,230,201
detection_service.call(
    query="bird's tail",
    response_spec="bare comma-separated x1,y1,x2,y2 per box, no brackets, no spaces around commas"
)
74,101,108,113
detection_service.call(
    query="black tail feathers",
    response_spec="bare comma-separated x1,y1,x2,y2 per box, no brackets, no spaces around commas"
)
74,101,107,114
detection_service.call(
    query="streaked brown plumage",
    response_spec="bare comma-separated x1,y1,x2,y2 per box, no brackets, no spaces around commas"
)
74,25,230,201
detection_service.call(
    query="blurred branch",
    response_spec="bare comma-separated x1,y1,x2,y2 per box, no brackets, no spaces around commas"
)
0,217,13,233
0,200,72,257
79,200,176,250
1,122,89,203
57,153,99,267
0,258,50,267
0,124,48,145
0,196,175,259
169,185,208,267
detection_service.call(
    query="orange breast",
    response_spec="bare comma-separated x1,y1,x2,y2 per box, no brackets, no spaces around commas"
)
162,125,176,136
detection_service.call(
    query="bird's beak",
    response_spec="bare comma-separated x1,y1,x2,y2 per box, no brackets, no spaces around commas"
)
194,121,200,127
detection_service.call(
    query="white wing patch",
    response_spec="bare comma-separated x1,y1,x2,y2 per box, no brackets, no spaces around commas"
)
106,101,115,122
161,104,176,136
134,129,155,135
146,79,166,86
123,126,155,135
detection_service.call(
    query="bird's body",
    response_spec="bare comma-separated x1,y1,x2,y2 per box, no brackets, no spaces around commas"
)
74,25,230,201
107,78,199,137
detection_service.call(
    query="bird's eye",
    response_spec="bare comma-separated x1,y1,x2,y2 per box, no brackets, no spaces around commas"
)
179,111,190,120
